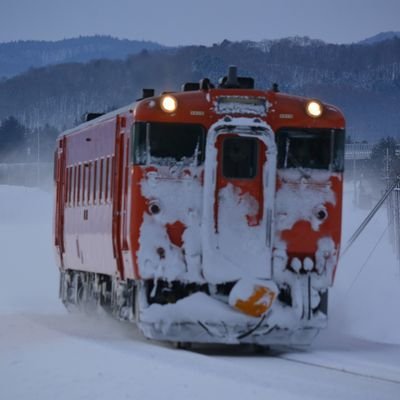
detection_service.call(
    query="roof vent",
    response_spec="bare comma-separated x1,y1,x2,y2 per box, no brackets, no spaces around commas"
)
219,65,239,88
218,66,255,89
182,82,200,91
272,83,280,93
142,88,155,98
199,78,214,90
84,112,104,122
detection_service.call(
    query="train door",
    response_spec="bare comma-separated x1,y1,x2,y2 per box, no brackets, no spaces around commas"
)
54,136,66,268
202,121,276,283
112,115,134,280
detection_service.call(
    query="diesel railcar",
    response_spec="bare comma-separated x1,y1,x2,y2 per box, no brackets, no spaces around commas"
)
54,67,345,346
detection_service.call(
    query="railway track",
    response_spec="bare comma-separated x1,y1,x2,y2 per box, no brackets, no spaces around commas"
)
276,353,400,385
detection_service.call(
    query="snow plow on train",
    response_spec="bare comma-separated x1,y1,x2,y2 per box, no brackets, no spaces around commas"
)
54,66,345,346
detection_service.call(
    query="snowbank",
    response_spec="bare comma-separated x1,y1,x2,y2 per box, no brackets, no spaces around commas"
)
0,183,399,399
330,183,400,345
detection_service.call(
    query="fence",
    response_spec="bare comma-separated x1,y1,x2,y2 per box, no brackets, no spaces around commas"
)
345,143,375,160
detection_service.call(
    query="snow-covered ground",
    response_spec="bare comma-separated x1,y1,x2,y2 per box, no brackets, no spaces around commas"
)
0,183,399,399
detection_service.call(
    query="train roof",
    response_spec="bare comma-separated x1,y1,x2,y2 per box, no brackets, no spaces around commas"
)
59,66,344,139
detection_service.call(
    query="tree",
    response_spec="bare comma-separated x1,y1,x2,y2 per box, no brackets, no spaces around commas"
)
369,136,400,179
28,124,60,162
0,116,27,162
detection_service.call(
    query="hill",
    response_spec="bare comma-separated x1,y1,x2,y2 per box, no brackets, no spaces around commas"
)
359,31,400,45
0,36,165,78
0,36,399,140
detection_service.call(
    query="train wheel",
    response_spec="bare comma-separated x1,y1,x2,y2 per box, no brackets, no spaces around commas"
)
251,344,269,354
174,342,192,350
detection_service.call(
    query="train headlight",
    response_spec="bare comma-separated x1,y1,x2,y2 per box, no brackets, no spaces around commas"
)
160,95,177,113
306,100,323,118
148,200,161,215
313,205,328,221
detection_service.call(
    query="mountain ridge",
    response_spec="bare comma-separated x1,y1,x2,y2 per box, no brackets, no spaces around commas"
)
359,31,400,45
0,35,165,78
1,35,399,141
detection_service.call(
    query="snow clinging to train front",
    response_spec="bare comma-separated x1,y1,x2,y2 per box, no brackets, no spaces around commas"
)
138,166,204,283
275,169,337,231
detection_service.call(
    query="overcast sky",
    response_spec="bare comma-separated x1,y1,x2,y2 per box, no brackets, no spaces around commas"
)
0,0,399,45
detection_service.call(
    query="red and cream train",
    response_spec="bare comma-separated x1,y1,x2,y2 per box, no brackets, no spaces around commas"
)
54,67,345,346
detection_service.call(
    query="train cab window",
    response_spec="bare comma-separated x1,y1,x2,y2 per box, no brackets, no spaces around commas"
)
132,122,205,166
222,137,258,179
276,129,345,172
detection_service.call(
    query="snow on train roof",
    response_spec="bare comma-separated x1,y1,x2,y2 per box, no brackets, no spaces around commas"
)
58,101,138,138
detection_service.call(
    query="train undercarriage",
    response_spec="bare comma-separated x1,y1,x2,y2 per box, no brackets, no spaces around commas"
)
59,269,329,347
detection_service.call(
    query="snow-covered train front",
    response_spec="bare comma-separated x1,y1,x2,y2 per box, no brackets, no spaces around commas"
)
54,67,345,346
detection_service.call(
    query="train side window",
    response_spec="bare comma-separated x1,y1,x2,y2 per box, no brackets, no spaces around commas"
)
75,165,79,206
70,166,74,206
223,137,258,179
73,166,76,206
99,158,105,203
108,156,113,201
82,164,87,205
64,167,69,205
87,162,92,205
93,160,97,205
66,167,69,206
69,167,72,205
90,162,93,204
88,163,91,205
105,157,111,202
83,162,89,205
77,164,82,206
66,167,72,206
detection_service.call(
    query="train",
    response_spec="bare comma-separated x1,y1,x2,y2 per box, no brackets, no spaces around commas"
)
54,66,345,346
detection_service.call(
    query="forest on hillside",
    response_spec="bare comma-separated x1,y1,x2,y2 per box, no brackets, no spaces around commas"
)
0,36,399,157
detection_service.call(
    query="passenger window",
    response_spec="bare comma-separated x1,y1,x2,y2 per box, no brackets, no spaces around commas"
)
73,166,77,206
223,137,258,179
77,165,82,206
93,160,97,204
104,157,109,202
87,162,92,205
64,167,69,204
67,167,71,206
69,167,72,205
82,164,87,205
99,159,104,203
108,156,113,201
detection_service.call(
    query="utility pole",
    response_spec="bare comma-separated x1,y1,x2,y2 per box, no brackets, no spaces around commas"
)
37,129,40,187
353,144,357,206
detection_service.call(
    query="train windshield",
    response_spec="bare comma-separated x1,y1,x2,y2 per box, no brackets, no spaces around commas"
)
276,128,345,172
132,122,205,166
